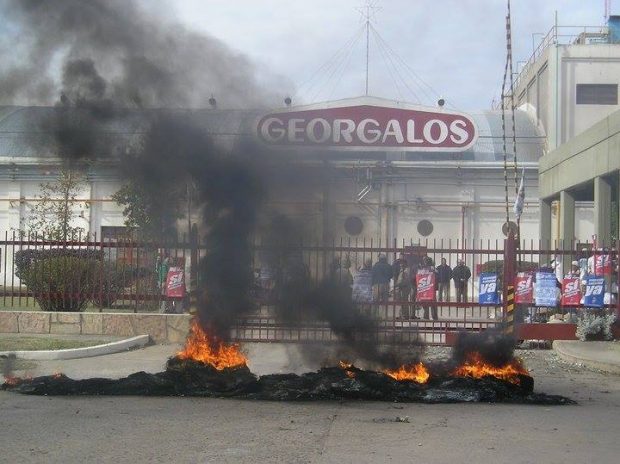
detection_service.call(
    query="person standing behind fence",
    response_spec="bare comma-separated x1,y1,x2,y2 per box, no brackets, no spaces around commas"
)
436,257,452,302
392,252,408,282
156,250,170,312
372,254,392,304
452,259,471,303
395,261,412,319
330,256,353,296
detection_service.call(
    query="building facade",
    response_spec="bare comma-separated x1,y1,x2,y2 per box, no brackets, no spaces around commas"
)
0,97,543,248
509,17,620,245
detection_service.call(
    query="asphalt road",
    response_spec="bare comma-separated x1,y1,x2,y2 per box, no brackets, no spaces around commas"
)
1,346,619,464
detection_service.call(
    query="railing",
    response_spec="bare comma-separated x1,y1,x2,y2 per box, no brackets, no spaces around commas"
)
495,24,610,110
0,232,618,345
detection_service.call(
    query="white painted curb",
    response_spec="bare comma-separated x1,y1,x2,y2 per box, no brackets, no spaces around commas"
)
553,341,620,375
0,335,150,360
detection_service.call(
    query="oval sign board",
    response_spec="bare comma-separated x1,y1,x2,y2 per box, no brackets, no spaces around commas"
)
256,97,478,152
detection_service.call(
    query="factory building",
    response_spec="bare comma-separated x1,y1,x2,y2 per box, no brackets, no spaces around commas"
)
0,96,543,246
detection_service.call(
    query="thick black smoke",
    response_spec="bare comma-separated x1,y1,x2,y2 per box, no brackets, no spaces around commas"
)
127,116,263,338
452,331,517,367
0,0,282,108
0,0,276,337
259,215,423,368
1,0,422,365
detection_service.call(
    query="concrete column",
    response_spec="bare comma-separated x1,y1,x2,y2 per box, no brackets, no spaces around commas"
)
320,162,330,245
594,176,612,246
559,190,575,248
539,198,552,249
618,171,620,242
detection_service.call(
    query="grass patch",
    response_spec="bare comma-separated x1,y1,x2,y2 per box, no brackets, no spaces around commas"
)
0,337,110,351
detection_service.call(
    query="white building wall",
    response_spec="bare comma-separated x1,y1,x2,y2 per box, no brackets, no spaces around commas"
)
560,46,620,144
515,44,620,150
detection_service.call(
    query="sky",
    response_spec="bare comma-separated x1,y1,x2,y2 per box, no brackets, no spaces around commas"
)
163,0,610,111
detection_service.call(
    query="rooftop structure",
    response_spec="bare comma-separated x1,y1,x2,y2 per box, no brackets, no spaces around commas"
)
504,16,620,152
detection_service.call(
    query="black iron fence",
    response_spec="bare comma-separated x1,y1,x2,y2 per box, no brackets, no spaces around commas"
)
1,232,618,345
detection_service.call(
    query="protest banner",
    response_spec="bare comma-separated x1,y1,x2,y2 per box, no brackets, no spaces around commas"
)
478,273,499,305
561,277,581,306
416,270,436,302
514,272,533,304
352,269,373,303
165,267,186,298
594,254,612,276
535,272,558,307
584,276,605,308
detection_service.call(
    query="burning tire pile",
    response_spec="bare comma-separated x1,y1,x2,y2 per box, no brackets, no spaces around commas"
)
2,322,574,405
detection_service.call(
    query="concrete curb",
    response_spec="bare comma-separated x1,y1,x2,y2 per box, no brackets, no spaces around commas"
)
0,335,151,360
553,341,620,375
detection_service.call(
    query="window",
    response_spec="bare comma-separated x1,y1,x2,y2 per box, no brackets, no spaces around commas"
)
417,220,433,237
576,84,618,105
344,216,363,236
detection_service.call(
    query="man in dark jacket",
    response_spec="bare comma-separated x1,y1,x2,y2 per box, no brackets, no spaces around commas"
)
452,260,472,303
372,254,393,303
392,252,408,282
436,257,452,302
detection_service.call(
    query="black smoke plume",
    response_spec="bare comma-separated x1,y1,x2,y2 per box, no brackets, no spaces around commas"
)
0,0,282,108
259,215,423,368
452,331,517,367
1,0,424,366
0,0,277,337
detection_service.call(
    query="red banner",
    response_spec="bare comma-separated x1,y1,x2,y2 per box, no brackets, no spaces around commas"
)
256,99,478,151
416,271,436,302
514,272,533,304
165,267,186,298
594,254,612,276
561,277,581,306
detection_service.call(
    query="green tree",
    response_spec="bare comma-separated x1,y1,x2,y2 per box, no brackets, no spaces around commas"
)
112,181,189,241
24,169,89,241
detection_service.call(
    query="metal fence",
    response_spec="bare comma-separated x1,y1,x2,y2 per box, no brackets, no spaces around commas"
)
1,232,618,345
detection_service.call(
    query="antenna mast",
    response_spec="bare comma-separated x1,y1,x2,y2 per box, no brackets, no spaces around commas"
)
603,0,611,21
365,2,370,96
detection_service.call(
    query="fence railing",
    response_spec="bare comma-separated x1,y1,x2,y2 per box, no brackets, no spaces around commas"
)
1,232,618,345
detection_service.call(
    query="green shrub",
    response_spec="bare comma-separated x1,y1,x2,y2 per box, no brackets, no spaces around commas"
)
576,312,616,341
91,263,135,307
19,255,99,312
15,249,103,279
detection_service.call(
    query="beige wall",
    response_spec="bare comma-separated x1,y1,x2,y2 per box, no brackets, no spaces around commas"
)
0,311,190,344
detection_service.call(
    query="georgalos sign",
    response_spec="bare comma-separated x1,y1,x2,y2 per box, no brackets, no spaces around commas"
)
255,98,478,152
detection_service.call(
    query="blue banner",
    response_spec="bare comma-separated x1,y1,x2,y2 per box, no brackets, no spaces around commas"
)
478,273,499,305
352,269,373,303
535,272,559,307
584,276,606,308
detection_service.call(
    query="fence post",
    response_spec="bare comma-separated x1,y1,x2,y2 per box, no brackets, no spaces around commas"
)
188,223,198,315
503,231,517,337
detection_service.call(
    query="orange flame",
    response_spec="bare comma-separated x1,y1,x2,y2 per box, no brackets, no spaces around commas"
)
339,360,356,378
451,352,528,384
3,376,21,386
383,363,430,383
176,320,247,370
